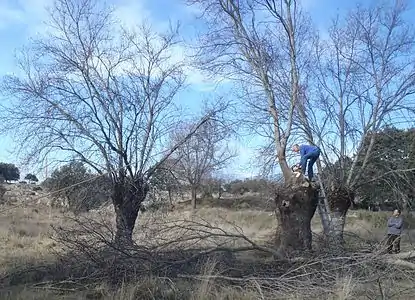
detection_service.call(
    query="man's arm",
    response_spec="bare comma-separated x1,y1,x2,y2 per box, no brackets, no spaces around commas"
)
395,218,403,229
299,146,307,166
387,217,395,227
300,146,306,157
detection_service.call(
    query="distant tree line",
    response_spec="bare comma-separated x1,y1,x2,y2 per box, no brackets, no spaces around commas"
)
0,162,38,184
24,174,39,184
3,126,414,213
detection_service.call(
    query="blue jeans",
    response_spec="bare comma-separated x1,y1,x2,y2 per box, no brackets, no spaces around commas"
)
301,148,320,180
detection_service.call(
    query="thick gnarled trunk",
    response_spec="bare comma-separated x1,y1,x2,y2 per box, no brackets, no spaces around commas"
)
112,178,149,246
275,183,319,254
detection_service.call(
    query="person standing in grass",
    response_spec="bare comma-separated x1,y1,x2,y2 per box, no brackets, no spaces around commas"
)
386,209,403,254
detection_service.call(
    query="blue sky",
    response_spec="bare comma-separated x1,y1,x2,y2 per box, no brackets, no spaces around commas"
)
0,0,410,180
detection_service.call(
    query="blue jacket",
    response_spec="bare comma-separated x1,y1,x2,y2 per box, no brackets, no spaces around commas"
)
299,145,319,157
387,216,403,235
299,145,320,165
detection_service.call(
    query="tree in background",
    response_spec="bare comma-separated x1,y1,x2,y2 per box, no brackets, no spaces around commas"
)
0,163,20,182
321,128,415,211
24,173,39,184
355,127,415,210
222,178,271,196
201,176,225,200
170,117,235,209
0,0,218,245
149,158,182,206
42,161,111,213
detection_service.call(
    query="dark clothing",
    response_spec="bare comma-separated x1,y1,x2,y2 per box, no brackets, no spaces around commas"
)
386,234,401,254
387,216,403,235
299,145,321,180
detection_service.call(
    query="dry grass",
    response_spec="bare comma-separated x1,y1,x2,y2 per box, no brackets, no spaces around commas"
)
1,200,415,299
0,207,58,268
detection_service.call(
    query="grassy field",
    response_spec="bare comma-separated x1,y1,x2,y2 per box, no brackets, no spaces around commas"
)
1,198,415,299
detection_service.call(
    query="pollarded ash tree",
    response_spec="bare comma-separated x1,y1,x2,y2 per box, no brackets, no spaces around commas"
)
186,0,319,253
0,0,216,245
296,0,415,245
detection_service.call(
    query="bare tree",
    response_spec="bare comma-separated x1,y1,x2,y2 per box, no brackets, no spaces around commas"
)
296,0,415,245
185,0,320,252
150,158,183,207
314,0,415,186
201,175,226,200
0,0,216,245
187,0,314,181
170,116,235,208
343,0,415,188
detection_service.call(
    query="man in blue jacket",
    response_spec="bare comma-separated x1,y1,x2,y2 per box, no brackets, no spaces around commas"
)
292,144,321,181
386,209,403,254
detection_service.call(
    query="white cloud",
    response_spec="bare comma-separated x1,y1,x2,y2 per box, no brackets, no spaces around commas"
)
222,139,261,179
0,6,23,29
1,0,227,91
112,0,153,30
0,0,53,35
112,0,225,91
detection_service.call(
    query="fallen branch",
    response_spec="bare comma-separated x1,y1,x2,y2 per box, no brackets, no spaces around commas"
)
177,274,280,282
384,258,415,270
387,251,415,260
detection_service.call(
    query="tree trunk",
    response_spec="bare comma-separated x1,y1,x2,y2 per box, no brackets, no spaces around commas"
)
324,184,355,251
275,181,319,254
191,185,197,209
112,178,149,246
326,211,347,245
168,189,173,206
0,184,5,202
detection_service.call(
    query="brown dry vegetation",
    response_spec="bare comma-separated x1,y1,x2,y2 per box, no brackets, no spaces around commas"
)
1,198,415,300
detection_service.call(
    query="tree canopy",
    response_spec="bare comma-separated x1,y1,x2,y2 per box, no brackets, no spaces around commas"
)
0,163,20,182
356,127,415,209
0,0,217,243
42,160,111,212
322,127,415,210
24,173,39,183
170,118,235,208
